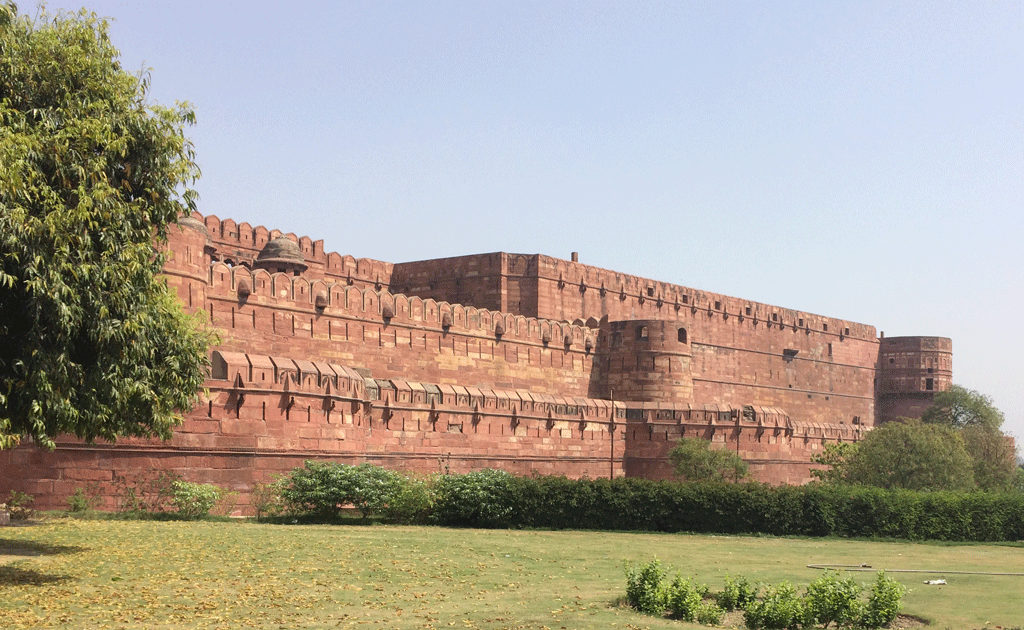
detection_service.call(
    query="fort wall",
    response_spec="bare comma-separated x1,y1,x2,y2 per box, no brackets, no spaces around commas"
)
0,214,949,514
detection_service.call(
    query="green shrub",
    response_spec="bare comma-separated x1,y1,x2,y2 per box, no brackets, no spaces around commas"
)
383,474,436,524
170,480,221,519
696,601,724,625
67,486,101,512
804,570,863,628
861,571,905,629
744,582,805,630
278,461,403,520
715,574,759,611
4,490,34,520
623,558,667,616
665,574,704,621
432,468,516,528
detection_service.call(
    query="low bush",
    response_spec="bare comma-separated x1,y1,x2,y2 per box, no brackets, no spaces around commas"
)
803,571,863,628
114,470,181,514
743,582,805,630
383,474,436,524
170,480,222,519
622,560,905,630
862,571,905,628
715,574,759,611
67,486,102,512
277,461,403,520
665,574,712,621
431,468,516,528
623,558,667,616
270,464,1024,542
4,490,34,520
250,480,286,522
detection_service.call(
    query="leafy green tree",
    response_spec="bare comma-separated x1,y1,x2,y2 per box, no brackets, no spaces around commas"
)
922,385,1004,430
810,442,858,484
669,437,749,483
922,385,1015,491
844,420,975,492
0,5,208,449
960,424,1017,491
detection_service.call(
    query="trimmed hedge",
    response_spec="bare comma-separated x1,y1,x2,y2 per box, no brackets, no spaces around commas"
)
275,462,1024,541
436,473,1024,542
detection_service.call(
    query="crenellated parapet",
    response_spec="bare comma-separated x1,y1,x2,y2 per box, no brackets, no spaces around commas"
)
621,401,866,484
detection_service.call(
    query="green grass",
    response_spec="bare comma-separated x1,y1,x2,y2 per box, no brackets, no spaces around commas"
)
1,518,1023,629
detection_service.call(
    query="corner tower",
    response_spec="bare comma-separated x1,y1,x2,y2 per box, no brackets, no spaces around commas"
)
876,335,952,424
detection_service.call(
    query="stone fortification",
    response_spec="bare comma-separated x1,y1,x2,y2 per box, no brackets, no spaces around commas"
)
0,214,949,513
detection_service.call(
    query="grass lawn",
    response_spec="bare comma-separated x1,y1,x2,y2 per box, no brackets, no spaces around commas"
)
1,518,1023,629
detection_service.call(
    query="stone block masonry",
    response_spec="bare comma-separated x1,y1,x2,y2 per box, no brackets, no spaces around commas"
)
0,213,951,514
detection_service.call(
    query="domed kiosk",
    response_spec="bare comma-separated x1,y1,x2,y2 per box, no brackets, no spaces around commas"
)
253,236,308,275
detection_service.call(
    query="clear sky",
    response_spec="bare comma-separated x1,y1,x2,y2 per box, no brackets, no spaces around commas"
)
42,1,1024,445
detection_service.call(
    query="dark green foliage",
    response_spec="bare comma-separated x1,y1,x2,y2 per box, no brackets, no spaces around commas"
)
623,558,667,616
669,436,749,482
844,420,975,491
431,468,516,527
270,462,1024,542
803,571,863,628
743,582,805,630
0,6,209,449
278,461,403,520
922,384,1004,429
861,571,905,629
715,574,759,611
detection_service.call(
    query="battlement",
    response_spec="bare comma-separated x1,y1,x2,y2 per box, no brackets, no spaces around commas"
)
0,211,951,513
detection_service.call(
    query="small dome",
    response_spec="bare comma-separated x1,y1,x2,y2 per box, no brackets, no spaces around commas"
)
257,236,305,263
177,215,209,237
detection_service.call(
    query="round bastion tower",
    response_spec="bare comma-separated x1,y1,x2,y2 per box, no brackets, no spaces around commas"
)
603,319,693,403
163,215,211,311
876,335,953,424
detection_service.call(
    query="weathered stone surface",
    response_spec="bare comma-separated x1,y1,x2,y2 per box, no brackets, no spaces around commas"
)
0,212,950,514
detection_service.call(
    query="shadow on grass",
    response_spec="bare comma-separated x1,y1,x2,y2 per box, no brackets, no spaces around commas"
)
0,564,76,586
0,538,88,557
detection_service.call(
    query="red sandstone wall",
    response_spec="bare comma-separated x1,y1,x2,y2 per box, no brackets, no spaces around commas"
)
0,351,625,514
622,404,862,485
2,213,943,516
383,250,879,427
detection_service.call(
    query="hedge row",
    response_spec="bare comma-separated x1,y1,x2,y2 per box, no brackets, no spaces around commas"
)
276,463,1024,542
429,471,1024,542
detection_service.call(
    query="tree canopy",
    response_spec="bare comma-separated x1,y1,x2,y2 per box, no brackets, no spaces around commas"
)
842,420,976,492
812,385,1018,492
921,385,1004,430
0,5,209,449
669,437,749,483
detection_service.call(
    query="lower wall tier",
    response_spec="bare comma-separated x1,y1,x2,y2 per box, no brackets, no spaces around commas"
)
0,361,863,514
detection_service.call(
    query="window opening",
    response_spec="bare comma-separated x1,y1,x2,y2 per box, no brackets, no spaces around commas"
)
636,326,649,341
677,328,687,344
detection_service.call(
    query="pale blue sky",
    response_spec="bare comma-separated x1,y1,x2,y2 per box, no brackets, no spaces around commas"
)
42,1,1024,443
